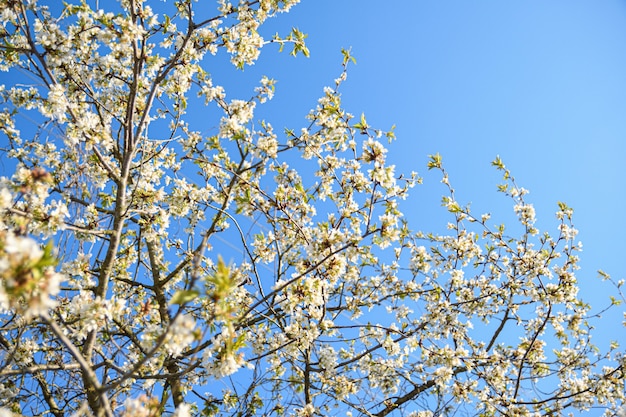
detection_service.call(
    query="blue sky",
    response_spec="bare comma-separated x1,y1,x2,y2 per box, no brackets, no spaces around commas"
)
217,1,626,344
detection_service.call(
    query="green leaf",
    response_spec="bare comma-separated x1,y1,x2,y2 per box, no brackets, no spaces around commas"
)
386,124,396,142
427,153,442,170
354,112,368,133
289,27,309,58
170,290,199,305
491,155,504,169
341,47,356,65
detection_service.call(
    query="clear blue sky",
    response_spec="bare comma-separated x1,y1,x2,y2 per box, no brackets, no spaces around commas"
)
208,1,626,345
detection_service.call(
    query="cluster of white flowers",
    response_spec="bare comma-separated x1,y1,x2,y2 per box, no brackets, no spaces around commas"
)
40,84,68,122
558,223,579,240
0,409,15,417
202,325,249,379
206,352,245,379
220,99,256,137
0,231,62,318
514,203,536,226
33,19,69,53
223,8,264,68
361,138,387,165
120,396,159,417
172,403,192,417
199,77,225,104
68,292,127,340
295,403,315,417
256,131,279,158
410,245,432,274
317,344,338,376
141,314,197,359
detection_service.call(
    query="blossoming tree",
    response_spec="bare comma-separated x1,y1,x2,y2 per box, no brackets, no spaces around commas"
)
0,1,624,416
